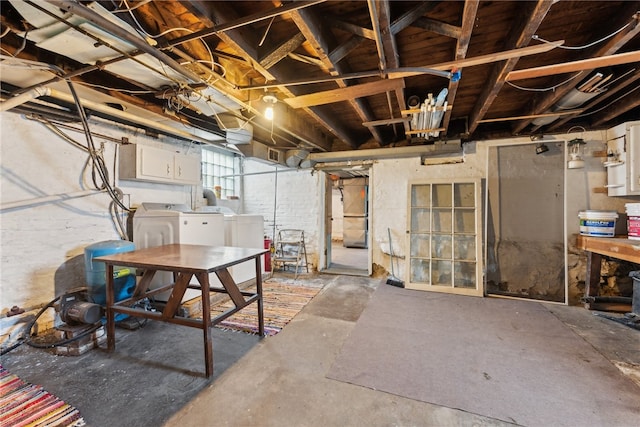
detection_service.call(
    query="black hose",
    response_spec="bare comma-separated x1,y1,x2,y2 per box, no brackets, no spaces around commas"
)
0,293,103,355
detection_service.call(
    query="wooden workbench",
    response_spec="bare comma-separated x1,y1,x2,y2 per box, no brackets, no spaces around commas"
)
95,244,268,378
576,235,640,312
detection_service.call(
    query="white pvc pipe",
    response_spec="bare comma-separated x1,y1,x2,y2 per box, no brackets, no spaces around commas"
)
0,86,51,112
2,85,226,146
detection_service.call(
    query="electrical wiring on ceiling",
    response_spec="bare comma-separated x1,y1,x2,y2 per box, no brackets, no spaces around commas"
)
532,21,632,50
575,84,640,118
506,72,584,92
119,0,222,78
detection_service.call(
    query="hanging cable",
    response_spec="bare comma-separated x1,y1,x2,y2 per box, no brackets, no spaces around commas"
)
575,84,640,117
532,21,630,50
506,72,584,92
66,80,130,212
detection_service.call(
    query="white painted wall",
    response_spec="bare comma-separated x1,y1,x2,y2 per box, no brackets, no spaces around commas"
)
1,112,204,336
241,159,320,269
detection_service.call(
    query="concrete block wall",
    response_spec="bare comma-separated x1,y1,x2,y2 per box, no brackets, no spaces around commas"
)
1,112,204,338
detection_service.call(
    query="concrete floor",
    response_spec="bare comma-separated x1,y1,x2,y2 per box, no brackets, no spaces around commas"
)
2,273,639,427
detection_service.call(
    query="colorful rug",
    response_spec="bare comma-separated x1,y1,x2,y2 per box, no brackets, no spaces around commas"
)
209,281,322,336
0,365,85,427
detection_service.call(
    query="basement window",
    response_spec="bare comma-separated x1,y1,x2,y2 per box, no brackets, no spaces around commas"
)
201,148,237,198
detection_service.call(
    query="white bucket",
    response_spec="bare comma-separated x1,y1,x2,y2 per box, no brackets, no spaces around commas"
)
578,210,618,237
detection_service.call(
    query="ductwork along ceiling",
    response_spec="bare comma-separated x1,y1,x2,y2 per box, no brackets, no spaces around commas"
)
1,1,639,156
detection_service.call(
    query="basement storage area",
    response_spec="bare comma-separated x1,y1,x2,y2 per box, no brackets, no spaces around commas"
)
1,1,640,426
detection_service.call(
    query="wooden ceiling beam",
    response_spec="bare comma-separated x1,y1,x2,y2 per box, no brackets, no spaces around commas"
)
467,0,554,136
390,1,442,35
412,17,461,39
441,0,479,136
259,32,306,70
367,0,388,72
328,18,375,40
511,7,640,134
506,51,640,81
328,35,366,64
168,0,325,47
374,0,408,137
182,0,340,151
291,6,385,144
284,79,405,109
591,85,640,126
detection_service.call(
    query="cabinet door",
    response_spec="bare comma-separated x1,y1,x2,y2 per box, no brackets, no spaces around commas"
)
139,145,173,180
173,154,201,184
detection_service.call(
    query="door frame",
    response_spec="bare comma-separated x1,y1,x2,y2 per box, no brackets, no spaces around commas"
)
405,178,484,296
317,167,372,276
484,140,568,304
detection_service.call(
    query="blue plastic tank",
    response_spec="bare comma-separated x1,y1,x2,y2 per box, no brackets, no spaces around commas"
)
84,240,136,310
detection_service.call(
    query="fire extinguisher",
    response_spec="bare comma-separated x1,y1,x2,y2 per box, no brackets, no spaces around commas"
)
264,237,272,272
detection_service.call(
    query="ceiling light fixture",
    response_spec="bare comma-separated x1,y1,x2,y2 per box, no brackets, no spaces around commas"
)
535,143,549,155
263,92,277,120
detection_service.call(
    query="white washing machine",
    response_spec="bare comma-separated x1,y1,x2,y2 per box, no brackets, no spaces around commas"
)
197,207,266,283
132,203,225,302
224,214,265,284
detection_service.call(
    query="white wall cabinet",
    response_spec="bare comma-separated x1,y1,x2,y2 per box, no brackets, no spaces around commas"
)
606,121,640,197
119,144,200,185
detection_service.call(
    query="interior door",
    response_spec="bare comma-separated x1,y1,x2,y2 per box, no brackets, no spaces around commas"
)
406,179,483,296
485,142,566,303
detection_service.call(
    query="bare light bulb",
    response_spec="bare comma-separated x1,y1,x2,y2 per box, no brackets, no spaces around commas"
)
265,105,274,120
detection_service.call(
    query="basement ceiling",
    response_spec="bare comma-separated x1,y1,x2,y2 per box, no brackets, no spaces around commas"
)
1,1,639,155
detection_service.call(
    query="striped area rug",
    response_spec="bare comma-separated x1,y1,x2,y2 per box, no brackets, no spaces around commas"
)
209,281,322,336
0,365,85,427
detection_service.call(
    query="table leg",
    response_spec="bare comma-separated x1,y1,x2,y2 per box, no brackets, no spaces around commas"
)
584,251,602,309
197,272,214,378
255,256,264,337
105,264,115,351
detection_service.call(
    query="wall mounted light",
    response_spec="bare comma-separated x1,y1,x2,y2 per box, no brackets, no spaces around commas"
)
567,126,587,169
263,92,277,120
567,138,587,169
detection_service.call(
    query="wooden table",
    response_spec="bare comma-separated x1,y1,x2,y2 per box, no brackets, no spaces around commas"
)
95,244,268,377
576,235,640,312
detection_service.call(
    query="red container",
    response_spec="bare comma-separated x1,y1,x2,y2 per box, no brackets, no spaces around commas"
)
628,216,640,240
264,238,272,271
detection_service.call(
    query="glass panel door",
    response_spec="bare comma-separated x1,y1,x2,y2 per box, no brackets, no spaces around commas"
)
407,179,483,296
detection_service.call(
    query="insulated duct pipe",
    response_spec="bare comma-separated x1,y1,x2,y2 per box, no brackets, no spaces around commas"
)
0,86,51,112
2,85,229,147
44,0,203,84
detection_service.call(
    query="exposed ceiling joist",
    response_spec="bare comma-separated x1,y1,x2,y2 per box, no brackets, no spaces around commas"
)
506,51,640,81
511,8,640,134
284,78,405,109
467,0,554,135
441,0,479,136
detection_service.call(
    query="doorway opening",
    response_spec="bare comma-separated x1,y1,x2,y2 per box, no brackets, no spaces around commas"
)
320,166,371,276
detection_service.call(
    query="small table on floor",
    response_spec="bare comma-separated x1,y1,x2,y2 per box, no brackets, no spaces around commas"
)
95,244,268,378
576,235,639,312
